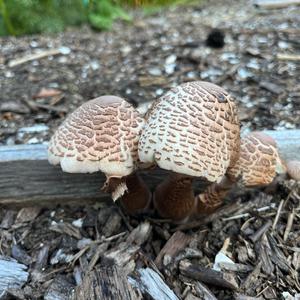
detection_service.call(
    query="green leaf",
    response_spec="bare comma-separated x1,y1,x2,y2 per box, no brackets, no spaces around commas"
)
89,14,113,30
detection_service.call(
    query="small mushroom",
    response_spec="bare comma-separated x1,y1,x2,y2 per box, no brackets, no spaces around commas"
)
138,81,240,222
286,160,300,181
227,131,285,186
195,131,287,214
48,95,151,214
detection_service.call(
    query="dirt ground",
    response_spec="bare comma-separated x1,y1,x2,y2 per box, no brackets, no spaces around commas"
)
0,0,300,299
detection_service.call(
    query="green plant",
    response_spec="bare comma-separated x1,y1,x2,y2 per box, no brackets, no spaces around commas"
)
0,0,15,35
0,0,87,36
0,0,197,36
88,0,131,31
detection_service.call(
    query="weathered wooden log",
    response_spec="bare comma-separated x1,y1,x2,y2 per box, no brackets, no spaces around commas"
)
0,130,299,205
263,129,300,162
0,145,208,206
254,0,300,9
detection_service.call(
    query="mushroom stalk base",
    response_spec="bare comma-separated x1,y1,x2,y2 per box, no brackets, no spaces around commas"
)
119,172,151,215
195,176,235,215
154,172,195,222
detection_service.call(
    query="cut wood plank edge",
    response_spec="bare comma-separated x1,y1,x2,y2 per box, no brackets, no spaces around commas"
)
2,129,299,162
254,0,300,9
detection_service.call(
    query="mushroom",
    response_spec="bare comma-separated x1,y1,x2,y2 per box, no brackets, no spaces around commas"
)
286,160,300,181
195,131,288,214
138,81,240,222
48,95,151,214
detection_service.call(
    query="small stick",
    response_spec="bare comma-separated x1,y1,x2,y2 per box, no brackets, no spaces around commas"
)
254,0,300,9
277,53,300,61
283,210,295,241
272,200,285,230
222,205,274,221
222,213,250,221
221,237,231,253
8,48,67,67
25,100,68,113
179,260,239,290
219,262,253,273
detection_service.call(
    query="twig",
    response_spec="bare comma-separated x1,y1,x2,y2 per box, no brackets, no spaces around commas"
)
174,201,243,231
222,205,275,221
283,210,295,241
272,200,285,230
179,260,239,290
254,0,300,9
8,48,70,68
277,53,300,61
25,100,68,113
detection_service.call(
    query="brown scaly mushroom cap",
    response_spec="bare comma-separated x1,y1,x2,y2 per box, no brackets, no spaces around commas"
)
195,131,286,216
227,131,285,186
48,95,145,201
139,81,240,182
286,160,300,181
138,81,240,221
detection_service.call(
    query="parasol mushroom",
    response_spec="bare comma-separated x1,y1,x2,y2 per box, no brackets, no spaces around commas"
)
48,95,151,214
195,131,296,215
286,160,300,181
138,81,240,222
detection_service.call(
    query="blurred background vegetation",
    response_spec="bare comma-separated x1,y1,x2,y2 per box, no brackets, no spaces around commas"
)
0,0,194,36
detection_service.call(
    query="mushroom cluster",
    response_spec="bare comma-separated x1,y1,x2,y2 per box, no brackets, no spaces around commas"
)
195,131,284,214
48,81,299,223
196,132,300,211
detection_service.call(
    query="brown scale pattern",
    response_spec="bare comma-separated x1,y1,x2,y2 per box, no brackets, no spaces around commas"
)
226,132,281,186
139,81,240,182
196,132,283,215
196,176,235,214
48,95,144,176
139,81,240,221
